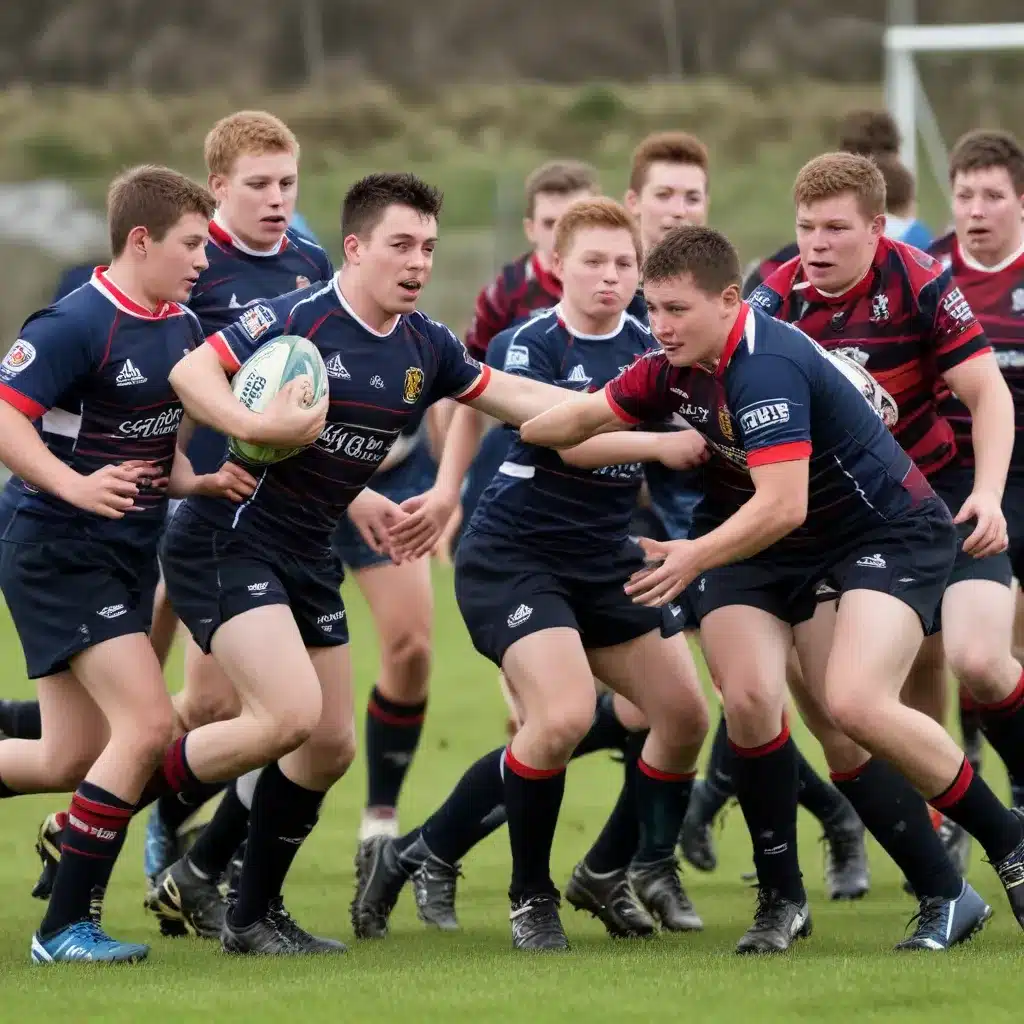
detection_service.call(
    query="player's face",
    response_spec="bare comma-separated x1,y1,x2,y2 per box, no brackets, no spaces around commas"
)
554,226,640,320
627,162,709,252
524,189,594,270
645,274,742,367
796,193,884,294
348,204,438,316
210,150,298,251
953,166,1024,266
140,212,210,303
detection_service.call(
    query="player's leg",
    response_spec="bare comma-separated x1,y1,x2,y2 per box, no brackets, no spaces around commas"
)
679,706,731,872
697,588,810,955
351,556,433,841
149,576,179,669
900,634,948,724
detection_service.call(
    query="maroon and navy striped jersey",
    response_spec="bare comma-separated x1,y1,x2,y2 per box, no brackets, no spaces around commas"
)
464,251,561,360
749,236,990,479
929,231,1024,477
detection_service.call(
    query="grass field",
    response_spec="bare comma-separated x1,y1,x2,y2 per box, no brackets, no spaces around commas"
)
1,566,1024,1021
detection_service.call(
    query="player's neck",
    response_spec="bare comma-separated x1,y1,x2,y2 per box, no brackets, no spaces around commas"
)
101,261,165,313
557,300,624,339
335,270,400,336
213,210,285,255
814,253,875,298
959,229,1024,273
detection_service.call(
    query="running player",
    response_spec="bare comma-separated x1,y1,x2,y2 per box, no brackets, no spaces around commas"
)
521,224,1024,954
143,172,583,955
350,199,709,948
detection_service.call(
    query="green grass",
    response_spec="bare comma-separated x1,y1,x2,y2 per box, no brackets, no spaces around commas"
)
1,565,1023,1020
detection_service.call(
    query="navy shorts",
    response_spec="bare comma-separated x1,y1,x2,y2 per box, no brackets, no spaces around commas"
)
162,505,348,654
0,511,158,679
454,528,663,666
930,465,1013,589
331,441,436,571
687,501,956,635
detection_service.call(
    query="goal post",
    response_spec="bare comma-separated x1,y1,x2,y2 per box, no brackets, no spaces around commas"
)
884,20,1024,193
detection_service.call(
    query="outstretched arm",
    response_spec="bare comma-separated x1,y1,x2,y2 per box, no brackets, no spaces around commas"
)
519,388,628,449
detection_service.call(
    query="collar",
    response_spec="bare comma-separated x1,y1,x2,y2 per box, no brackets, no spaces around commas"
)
209,211,288,257
714,302,752,379
89,267,181,319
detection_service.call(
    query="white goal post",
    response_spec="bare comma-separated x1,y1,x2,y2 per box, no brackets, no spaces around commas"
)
884,20,1024,195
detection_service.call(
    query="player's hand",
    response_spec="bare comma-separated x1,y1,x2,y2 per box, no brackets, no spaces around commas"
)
252,377,328,448
955,489,1008,558
347,489,409,563
196,462,259,503
389,486,459,561
657,431,710,471
624,536,702,607
62,462,153,518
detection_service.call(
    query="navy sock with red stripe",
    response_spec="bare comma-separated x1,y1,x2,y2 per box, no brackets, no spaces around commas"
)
731,724,805,904
503,747,565,902
365,686,427,811
931,756,1024,863
39,782,133,937
978,670,1024,781
137,735,224,811
633,758,695,864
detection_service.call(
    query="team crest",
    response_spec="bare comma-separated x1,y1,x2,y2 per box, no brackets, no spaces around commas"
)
296,276,310,289
1012,287,1024,314
717,406,735,441
870,294,890,323
0,339,37,376
402,366,425,404
238,304,276,341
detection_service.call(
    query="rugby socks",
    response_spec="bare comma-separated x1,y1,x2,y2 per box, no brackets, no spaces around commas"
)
0,699,42,740
584,735,644,874
503,747,565,901
138,735,224,811
697,715,737,821
977,670,1024,782
633,759,695,865
731,724,805,904
39,783,133,937
394,747,506,868
833,759,961,899
156,782,228,835
930,756,1024,863
797,752,854,826
186,782,251,882
365,686,426,811
229,761,325,928
573,691,632,758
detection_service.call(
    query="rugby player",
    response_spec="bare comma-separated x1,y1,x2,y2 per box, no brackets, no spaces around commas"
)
350,199,710,948
142,172,586,955
520,225,1024,954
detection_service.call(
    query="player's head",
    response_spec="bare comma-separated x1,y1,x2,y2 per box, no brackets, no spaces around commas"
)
204,111,299,251
341,172,444,318
793,152,886,294
874,153,916,219
837,109,901,158
523,160,600,270
625,132,710,254
107,165,214,304
949,130,1024,266
551,197,641,326
642,225,743,367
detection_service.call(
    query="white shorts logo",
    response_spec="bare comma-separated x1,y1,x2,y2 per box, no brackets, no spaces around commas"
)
855,553,887,569
507,604,533,628
247,581,270,593
97,604,127,619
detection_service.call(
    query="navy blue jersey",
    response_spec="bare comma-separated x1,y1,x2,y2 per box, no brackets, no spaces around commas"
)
608,303,936,559
470,307,655,556
0,268,202,536
186,277,488,553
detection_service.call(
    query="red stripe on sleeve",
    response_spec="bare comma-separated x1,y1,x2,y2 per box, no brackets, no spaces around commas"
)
454,364,491,404
746,440,812,468
0,382,46,420
206,332,241,373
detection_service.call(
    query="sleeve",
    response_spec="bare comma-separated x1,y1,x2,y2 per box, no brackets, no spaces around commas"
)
428,320,491,404
0,307,98,420
206,299,287,373
728,355,813,469
745,281,784,316
605,353,675,425
918,265,989,374
464,275,510,361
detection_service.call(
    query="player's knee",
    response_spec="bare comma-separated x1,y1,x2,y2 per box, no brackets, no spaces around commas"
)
125,703,176,769
826,687,878,747
176,681,240,730
307,723,357,782
265,701,322,758
380,626,432,696
720,679,781,734
654,690,709,752
946,642,1014,701
537,695,597,762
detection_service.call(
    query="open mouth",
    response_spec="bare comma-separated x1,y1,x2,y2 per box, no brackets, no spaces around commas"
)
260,215,287,228
398,279,422,297
807,260,834,271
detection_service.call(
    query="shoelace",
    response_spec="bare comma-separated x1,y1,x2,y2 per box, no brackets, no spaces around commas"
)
511,896,562,940
642,858,691,907
903,896,947,940
268,899,310,944
749,887,787,933
417,860,462,910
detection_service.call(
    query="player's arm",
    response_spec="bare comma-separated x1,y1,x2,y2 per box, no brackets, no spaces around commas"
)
166,414,257,502
558,428,707,471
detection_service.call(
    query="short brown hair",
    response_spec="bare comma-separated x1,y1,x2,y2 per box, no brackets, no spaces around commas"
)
554,197,642,263
204,110,299,177
949,130,1024,195
629,132,709,194
793,152,886,219
523,160,599,217
341,172,443,239
643,226,741,295
107,165,215,258
837,109,901,157
874,153,915,213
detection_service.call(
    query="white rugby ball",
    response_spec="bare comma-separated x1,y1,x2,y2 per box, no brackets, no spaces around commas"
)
228,335,329,465
827,349,898,429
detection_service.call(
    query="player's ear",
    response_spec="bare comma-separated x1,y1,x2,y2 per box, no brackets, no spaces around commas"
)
125,225,151,259
871,213,886,239
342,232,362,265
624,189,640,217
721,282,742,312
523,217,537,247
207,173,227,204
550,247,564,279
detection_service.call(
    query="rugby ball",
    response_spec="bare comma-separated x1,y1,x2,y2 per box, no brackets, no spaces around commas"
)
827,349,899,429
227,336,329,465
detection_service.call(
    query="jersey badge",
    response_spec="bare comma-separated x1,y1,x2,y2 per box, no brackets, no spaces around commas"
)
870,294,890,324
718,405,736,442
1012,287,1024,315
239,304,277,341
403,366,425,405
1,339,37,376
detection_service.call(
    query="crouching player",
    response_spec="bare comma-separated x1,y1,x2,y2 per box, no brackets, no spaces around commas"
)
521,226,1024,954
